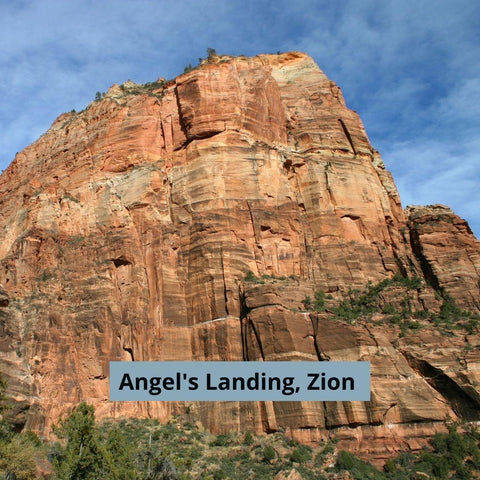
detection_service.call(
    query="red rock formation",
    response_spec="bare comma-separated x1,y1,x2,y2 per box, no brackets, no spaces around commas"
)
0,52,479,463
407,204,480,310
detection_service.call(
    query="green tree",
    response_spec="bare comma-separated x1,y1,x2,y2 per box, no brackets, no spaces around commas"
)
206,48,217,58
53,402,112,480
244,271,259,283
290,445,312,463
0,374,12,442
0,375,44,479
0,435,39,480
302,296,312,310
263,446,276,463
313,290,326,311
243,431,254,446
104,425,138,479
146,457,178,480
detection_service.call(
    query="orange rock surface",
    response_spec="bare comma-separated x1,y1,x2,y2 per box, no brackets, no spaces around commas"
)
0,52,479,462
407,204,480,310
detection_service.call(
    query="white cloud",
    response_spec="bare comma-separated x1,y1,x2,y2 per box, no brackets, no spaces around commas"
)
382,137,480,236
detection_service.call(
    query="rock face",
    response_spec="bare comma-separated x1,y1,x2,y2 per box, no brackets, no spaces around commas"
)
0,52,479,462
407,204,480,310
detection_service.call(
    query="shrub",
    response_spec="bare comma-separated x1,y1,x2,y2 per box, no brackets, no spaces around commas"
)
244,270,258,282
313,290,326,312
149,457,178,480
243,271,269,284
332,274,425,322
465,317,479,334
302,296,312,310
263,445,276,463
290,445,312,463
335,450,384,479
207,47,217,58
322,441,336,456
209,434,232,447
382,303,396,314
0,436,39,480
335,450,355,470
243,431,254,445
439,293,462,321
383,458,396,473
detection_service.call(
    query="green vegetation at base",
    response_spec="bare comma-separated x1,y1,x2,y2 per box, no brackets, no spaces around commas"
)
262,445,276,463
290,445,313,464
1,389,480,479
0,375,48,480
243,270,260,283
52,402,111,479
0,433,44,480
335,450,382,478
335,423,480,480
0,394,338,479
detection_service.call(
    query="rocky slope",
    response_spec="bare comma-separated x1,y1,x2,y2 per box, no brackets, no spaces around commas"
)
0,52,479,462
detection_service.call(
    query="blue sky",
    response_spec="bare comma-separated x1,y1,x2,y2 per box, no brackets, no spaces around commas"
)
1,0,479,236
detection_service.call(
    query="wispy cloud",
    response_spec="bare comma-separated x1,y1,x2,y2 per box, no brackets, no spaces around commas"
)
383,137,480,228
0,0,479,235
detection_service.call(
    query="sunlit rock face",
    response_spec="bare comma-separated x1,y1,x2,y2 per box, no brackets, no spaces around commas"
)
0,52,479,462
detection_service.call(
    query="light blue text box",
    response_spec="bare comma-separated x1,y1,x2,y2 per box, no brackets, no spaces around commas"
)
110,361,370,401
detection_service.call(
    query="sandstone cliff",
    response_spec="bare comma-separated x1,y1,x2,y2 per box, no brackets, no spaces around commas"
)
0,52,479,462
